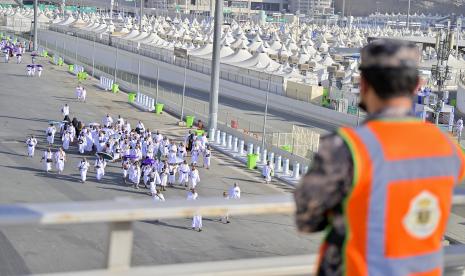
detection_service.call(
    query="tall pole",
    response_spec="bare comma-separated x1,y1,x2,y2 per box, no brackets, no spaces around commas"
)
261,76,271,150
342,0,346,18
113,46,118,82
74,35,78,62
92,36,95,77
457,18,462,59
140,0,144,31
180,58,188,121
137,59,141,93
406,0,411,29
33,0,38,52
208,0,223,135
155,66,159,104
110,0,114,21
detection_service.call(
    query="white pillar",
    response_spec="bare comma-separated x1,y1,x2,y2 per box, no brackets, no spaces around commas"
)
262,149,267,165
216,130,221,144
269,152,275,165
255,146,261,162
136,93,141,103
209,129,215,142
293,162,300,180
275,155,282,172
302,165,309,175
221,132,226,147
247,143,254,155
239,140,245,155
227,135,232,149
233,137,239,152
283,158,289,175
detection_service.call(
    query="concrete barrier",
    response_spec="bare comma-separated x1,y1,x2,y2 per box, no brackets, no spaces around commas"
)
98,76,114,91
131,92,155,112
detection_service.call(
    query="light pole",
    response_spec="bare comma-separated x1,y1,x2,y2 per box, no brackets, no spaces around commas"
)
137,59,141,93
155,65,160,104
140,0,144,31
113,46,118,82
33,0,38,52
174,48,189,122
92,36,95,77
261,76,271,150
208,0,223,136
406,0,411,29
180,57,188,121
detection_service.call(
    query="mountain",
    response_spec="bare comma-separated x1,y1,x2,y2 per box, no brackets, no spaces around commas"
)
334,0,465,17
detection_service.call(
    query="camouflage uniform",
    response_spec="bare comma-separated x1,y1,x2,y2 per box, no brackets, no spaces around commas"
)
294,39,421,276
295,108,413,275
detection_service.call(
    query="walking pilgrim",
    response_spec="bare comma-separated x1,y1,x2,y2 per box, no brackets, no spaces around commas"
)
25,135,38,157
187,189,202,232
203,145,212,169
94,156,107,181
189,165,200,189
178,160,190,187
54,148,66,174
40,148,53,173
46,124,56,145
78,158,90,183
61,104,70,118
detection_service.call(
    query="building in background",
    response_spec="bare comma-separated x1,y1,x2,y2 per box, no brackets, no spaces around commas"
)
288,0,333,16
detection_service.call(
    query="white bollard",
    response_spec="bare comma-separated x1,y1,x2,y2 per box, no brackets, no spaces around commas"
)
227,135,232,149
269,152,275,165
233,137,238,152
302,165,309,175
275,155,282,172
150,98,155,110
255,146,261,162
144,95,148,107
247,143,254,155
293,162,300,180
262,149,268,165
209,129,215,142
216,130,221,144
239,140,245,155
137,93,141,103
283,158,289,175
221,132,226,147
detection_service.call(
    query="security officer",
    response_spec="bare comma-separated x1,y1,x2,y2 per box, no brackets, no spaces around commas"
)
294,39,465,276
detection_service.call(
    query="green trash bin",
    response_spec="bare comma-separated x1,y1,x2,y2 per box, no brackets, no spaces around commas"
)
281,145,292,152
68,64,74,73
58,57,63,66
155,103,164,114
247,154,259,169
128,92,136,103
185,115,195,128
112,83,119,93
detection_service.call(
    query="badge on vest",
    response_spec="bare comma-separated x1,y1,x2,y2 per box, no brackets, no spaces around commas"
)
402,191,441,239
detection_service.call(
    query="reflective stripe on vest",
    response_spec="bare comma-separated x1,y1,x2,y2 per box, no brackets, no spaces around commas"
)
339,120,465,276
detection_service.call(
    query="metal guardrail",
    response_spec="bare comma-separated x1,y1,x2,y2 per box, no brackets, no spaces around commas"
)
1,194,465,275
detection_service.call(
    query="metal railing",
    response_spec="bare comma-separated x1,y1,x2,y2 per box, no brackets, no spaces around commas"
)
47,25,286,95
1,194,465,275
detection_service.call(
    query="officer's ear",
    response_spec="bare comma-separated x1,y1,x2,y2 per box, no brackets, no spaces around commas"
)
412,76,424,97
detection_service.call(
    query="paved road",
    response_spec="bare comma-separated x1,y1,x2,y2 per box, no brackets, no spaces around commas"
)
0,53,322,274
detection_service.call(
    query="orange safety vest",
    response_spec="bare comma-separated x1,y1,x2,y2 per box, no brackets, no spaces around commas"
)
335,118,465,276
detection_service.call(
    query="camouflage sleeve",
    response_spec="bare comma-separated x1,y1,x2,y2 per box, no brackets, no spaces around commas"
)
294,133,354,233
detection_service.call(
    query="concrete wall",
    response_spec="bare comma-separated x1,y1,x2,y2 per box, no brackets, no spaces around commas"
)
39,29,359,128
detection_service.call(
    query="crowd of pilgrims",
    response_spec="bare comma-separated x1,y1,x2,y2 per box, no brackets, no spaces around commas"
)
31,106,214,205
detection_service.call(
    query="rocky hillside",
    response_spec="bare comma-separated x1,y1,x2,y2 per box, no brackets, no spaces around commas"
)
334,0,465,16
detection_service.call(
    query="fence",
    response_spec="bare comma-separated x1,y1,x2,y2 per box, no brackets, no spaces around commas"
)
34,33,313,161
0,194,465,275
48,25,286,95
